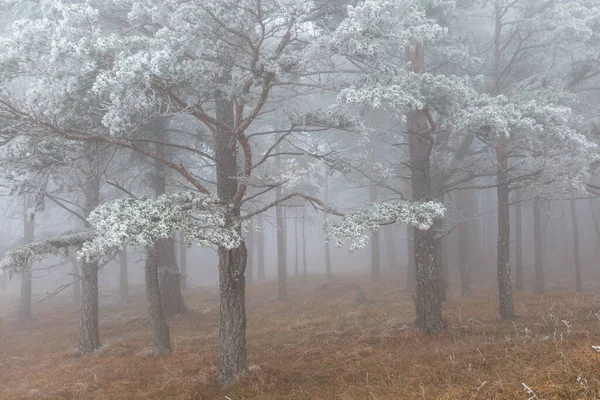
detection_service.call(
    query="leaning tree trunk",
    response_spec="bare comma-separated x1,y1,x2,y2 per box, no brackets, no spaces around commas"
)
179,232,187,290
257,214,266,281
370,185,381,282
514,193,524,292
570,200,583,292
119,248,129,303
71,257,81,305
215,93,247,386
145,245,171,355
324,177,333,279
275,156,287,300
18,196,35,322
533,197,544,294
406,44,443,333
78,259,100,354
157,238,187,317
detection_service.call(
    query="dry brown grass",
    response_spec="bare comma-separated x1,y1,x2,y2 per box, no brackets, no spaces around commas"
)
2,277,600,399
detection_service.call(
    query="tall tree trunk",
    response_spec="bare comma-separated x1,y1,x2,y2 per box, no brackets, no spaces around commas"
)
18,196,34,322
257,214,266,281
457,189,472,296
383,225,397,271
324,177,333,279
302,208,308,278
494,5,514,319
72,256,81,305
515,194,524,292
215,94,247,385
570,200,583,292
157,238,187,317
370,185,381,282
78,259,100,354
533,197,544,294
434,195,447,302
119,248,129,303
406,44,443,333
275,157,287,300
246,222,254,284
179,232,187,290
145,245,171,355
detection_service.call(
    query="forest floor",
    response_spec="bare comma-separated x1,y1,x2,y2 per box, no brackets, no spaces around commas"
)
1,276,600,399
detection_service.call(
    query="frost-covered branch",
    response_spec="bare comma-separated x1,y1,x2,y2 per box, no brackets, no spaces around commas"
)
325,200,445,251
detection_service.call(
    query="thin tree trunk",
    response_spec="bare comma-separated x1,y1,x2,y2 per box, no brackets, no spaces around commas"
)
257,214,266,281
434,195,447,302
72,257,81,305
533,197,544,294
215,93,247,385
246,222,254,284
157,237,187,317
179,231,187,290
324,177,332,279
515,194,524,292
370,185,381,282
78,260,100,354
146,245,171,355
275,166,287,299
570,200,583,292
18,196,34,322
302,208,308,278
406,44,443,333
119,248,129,303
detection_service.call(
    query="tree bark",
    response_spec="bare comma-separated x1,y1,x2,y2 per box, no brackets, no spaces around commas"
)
18,195,34,322
214,93,247,385
433,196,447,302
324,177,333,279
406,44,443,333
514,194,524,292
179,231,187,290
78,259,100,354
145,245,171,355
119,248,129,303
406,224,416,294
275,157,287,300
570,200,583,292
157,237,187,317
370,185,381,282
533,197,544,294
257,214,266,281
